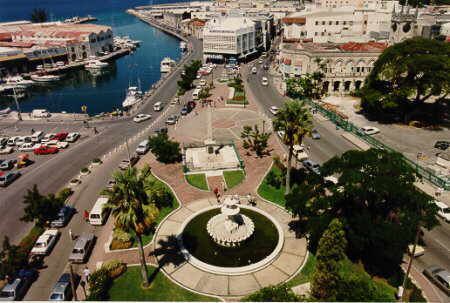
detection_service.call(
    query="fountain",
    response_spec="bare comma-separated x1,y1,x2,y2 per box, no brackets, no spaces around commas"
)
206,195,255,247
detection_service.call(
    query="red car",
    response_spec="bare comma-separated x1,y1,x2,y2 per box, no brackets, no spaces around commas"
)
53,132,68,141
34,145,59,155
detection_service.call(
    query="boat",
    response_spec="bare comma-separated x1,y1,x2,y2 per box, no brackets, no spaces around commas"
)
85,60,109,70
30,74,62,83
122,86,143,108
4,76,34,88
160,57,176,73
180,41,187,51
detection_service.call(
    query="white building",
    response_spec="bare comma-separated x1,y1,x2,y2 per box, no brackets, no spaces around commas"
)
203,16,256,62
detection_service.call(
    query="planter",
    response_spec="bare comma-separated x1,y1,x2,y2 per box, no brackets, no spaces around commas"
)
80,168,91,176
91,158,103,166
69,179,81,186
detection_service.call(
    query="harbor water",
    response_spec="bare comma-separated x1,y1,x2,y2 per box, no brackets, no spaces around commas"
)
0,0,185,114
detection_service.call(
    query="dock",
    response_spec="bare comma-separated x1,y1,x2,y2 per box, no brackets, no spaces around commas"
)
64,15,98,24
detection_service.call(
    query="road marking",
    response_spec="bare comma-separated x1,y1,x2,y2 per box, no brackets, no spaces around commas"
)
434,239,450,252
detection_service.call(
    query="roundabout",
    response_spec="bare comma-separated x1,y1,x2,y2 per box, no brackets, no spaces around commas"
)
152,197,307,297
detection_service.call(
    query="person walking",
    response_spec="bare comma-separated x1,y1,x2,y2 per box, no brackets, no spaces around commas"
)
82,266,91,283
83,210,89,222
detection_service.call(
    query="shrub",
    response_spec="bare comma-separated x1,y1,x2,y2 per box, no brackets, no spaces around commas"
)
92,158,102,164
111,228,133,249
266,169,282,188
87,267,111,300
57,188,73,202
101,260,127,279
243,284,299,302
81,167,90,173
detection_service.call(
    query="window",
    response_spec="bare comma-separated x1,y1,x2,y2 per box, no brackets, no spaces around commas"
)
322,21,325,25
343,21,347,25
315,32,318,36
336,21,339,25
315,21,319,25
329,21,332,25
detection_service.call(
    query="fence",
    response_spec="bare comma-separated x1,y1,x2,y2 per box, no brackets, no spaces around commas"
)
303,99,450,190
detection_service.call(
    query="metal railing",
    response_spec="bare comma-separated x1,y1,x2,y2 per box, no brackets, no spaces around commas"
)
303,98,450,190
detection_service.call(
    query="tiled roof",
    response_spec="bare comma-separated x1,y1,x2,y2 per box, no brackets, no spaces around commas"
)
339,41,387,52
282,17,306,25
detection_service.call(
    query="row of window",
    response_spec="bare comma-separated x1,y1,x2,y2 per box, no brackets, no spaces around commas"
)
315,20,352,26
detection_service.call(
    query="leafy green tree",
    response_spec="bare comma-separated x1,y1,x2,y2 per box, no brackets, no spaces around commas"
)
86,267,111,300
243,284,299,302
311,219,347,300
144,175,173,209
291,149,439,276
148,133,181,164
286,58,325,100
361,38,450,124
177,60,202,93
273,100,313,194
30,8,48,23
0,237,28,280
241,124,271,157
104,167,159,287
21,185,64,227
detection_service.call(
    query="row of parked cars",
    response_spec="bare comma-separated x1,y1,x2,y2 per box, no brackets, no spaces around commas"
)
0,132,80,155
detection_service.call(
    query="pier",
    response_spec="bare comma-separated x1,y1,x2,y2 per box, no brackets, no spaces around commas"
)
63,15,98,24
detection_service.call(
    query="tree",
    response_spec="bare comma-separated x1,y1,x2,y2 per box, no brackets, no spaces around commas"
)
177,60,202,93
243,284,299,302
291,149,439,276
241,124,271,157
273,100,312,194
0,237,28,280
361,38,450,124
286,58,325,100
144,175,173,209
311,219,347,300
104,167,159,287
30,8,48,23
148,133,181,164
21,185,64,227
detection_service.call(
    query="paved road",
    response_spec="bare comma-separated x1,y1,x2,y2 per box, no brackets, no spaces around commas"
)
0,37,203,245
246,59,450,302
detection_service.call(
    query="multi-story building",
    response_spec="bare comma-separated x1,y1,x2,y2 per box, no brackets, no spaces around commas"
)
203,16,256,62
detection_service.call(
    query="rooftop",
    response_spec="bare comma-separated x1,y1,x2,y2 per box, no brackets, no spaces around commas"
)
206,17,254,31
281,41,387,53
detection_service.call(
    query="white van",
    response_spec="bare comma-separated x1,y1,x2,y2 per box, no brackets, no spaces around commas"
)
32,109,51,118
89,196,110,226
31,131,44,143
435,200,450,222
153,102,163,112
192,88,201,100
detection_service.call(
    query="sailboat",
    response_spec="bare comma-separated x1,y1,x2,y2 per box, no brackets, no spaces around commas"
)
122,79,143,108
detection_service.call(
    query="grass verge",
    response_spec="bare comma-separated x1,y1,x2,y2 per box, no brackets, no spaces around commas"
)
286,253,316,287
108,266,217,301
223,170,245,189
185,173,209,191
257,166,286,206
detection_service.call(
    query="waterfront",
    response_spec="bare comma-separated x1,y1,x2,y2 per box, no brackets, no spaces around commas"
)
0,0,183,114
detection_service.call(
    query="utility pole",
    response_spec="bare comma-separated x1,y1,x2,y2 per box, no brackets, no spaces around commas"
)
12,87,22,121
69,263,78,301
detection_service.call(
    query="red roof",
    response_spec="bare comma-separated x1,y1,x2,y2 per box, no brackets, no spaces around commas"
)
282,17,306,25
0,41,34,48
339,41,387,52
0,32,12,42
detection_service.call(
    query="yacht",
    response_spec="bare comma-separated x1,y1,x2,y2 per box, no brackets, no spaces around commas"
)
180,41,187,52
85,60,109,70
160,57,176,73
4,76,34,88
30,74,62,83
122,86,143,108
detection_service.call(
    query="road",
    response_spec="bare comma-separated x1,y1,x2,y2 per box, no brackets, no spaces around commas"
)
246,58,450,302
0,37,203,245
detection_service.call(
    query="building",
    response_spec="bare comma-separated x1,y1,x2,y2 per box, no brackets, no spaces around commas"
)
203,16,256,62
278,40,387,94
180,18,207,39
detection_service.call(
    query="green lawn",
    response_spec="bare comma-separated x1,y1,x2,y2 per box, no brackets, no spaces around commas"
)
185,173,209,191
108,266,217,301
257,166,286,206
223,170,245,189
286,253,316,287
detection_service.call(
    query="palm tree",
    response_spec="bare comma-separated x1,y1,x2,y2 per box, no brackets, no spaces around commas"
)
104,166,159,287
273,100,313,195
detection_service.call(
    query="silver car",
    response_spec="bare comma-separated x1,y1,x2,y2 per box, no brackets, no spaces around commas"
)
68,233,95,263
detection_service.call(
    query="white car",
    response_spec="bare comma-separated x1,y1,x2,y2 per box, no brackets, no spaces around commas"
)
66,132,80,143
199,79,207,86
277,130,285,139
269,106,279,115
0,146,13,154
261,77,269,86
293,144,308,161
435,200,450,222
408,244,425,257
360,126,380,135
7,136,20,146
46,140,69,149
251,66,257,74
30,229,60,256
133,114,152,123
19,143,41,152
41,133,56,143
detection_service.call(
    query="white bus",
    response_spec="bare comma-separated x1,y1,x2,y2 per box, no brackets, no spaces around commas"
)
153,102,164,111
89,196,110,226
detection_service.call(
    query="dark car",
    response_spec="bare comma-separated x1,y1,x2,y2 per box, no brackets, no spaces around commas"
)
302,159,321,175
423,265,450,296
50,205,75,228
434,141,450,150
311,129,321,140
49,273,80,301
53,132,68,141
154,127,168,135
0,171,21,187
180,106,189,116
165,115,178,125
0,159,16,171
0,269,38,301
118,155,140,170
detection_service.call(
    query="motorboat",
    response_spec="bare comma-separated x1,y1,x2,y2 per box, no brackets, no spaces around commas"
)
4,76,34,87
160,57,176,73
30,74,62,83
180,41,187,51
122,86,143,108
85,60,109,70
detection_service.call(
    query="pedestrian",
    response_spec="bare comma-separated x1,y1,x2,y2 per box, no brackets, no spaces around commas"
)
83,266,91,283
69,229,73,241
83,210,89,222
93,127,98,135
31,128,35,134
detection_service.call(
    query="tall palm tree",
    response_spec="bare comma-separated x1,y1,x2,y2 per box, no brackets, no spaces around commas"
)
104,167,159,287
273,100,313,195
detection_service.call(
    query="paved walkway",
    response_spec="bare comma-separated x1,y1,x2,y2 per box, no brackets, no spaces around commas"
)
152,198,307,298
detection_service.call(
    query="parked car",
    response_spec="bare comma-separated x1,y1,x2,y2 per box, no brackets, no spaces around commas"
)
0,269,37,301
30,229,60,256
133,114,152,123
66,132,80,143
0,171,21,187
180,106,189,116
302,159,321,175
15,136,32,147
277,130,285,139
261,77,269,86
155,127,168,135
258,59,263,64
407,244,425,257
118,155,139,170
46,140,69,149
311,129,321,139
0,146,13,154
435,200,450,222
41,133,56,143
50,206,75,228
360,126,380,135
434,141,450,150
34,145,59,155
251,66,257,74
68,233,95,263
269,106,279,115
0,159,16,171
293,145,308,161
53,132,68,141
49,273,80,301
423,265,450,296
106,179,116,190
199,79,207,86
19,143,41,152
0,137,8,147
7,136,20,146
135,140,150,155
165,115,178,125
